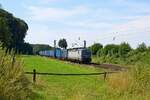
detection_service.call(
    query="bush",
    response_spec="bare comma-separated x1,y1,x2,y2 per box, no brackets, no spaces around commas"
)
103,44,120,57
136,42,147,52
89,43,103,55
119,42,132,58
107,64,150,99
0,48,31,100
131,63,150,92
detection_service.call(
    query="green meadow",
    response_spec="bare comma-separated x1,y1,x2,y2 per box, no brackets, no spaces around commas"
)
23,55,150,100
23,56,107,100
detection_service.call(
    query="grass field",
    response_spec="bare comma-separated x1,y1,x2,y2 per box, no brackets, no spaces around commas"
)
91,52,150,100
23,55,108,100
23,55,150,100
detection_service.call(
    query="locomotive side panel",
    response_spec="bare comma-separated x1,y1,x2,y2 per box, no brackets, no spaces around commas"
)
67,49,82,61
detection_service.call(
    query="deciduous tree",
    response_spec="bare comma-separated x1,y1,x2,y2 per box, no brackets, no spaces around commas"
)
0,8,28,53
89,43,103,55
58,39,68,49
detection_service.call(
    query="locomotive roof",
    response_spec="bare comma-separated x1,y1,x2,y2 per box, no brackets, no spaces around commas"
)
67,47,87,50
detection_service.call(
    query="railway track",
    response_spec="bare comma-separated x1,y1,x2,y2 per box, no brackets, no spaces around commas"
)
46,57,128,71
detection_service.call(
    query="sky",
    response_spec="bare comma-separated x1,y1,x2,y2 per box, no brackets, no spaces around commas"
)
0,0,150,48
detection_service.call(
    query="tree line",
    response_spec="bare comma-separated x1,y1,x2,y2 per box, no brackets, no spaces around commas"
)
31,44,52,54
89,42,150,58
0,8,33,54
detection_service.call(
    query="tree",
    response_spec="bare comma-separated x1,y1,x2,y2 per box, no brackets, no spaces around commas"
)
0,8,28,53
103,44,119,57
136,42,147,52
119,42,132,57
31,44,52,54
89,43,103,55
97,48,104,57
0,9,12,49
19,43,33,55
58,39,68,49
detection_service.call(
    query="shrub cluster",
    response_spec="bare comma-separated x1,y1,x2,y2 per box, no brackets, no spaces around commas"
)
90,42,150,99
90,42,149,64
0,48,31,100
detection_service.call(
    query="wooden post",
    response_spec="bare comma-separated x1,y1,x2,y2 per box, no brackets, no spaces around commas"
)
104,72,107,81
33,69,36,83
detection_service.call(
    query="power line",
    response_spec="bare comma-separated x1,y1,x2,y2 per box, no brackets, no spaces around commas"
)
95,31,150,42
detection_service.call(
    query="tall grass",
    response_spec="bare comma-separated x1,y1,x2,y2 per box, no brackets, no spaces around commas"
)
93,51,150,100
0,48,31,100
107,63,150,100
107,65,150,100
131,63,150,93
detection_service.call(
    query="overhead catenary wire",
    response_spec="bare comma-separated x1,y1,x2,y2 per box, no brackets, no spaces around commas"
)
94,30,150,43
59,30,150,48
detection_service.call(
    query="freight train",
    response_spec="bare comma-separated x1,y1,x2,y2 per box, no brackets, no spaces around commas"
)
39,48,92,63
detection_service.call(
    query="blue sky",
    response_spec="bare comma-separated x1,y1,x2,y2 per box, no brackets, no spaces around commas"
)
1,0,150,48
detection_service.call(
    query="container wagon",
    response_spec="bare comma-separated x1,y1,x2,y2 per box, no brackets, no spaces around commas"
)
39,48,91,63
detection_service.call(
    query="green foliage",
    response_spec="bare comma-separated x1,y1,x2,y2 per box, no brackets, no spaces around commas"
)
103,44,119,57
89,43,103,55
92,55,123,64
96,48,104,56
94,42,150,65
20,43,33,55
58,38,68,49
31,44,52,54
136,42,147,52
94,49,150,100
96,43,132,58
119,42,132,57
0,8,28,53
131,63,150,92
0,48,31,100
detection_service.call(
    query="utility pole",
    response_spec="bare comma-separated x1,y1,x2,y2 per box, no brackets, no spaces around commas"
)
0,4,2,8
84,40,86,48
54,40,56,58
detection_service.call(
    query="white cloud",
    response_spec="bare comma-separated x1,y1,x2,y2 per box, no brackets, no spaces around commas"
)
28,6,90,21
92,15,150,47
113,15,150,33
25,14,150,48
25,2,150,47
65,21,113,30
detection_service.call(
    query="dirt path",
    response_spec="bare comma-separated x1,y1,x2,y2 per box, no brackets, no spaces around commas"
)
89,63,128,71
64,60,127,71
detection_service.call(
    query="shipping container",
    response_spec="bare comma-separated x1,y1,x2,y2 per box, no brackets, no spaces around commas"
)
55,48,62,59
61,49,68,59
